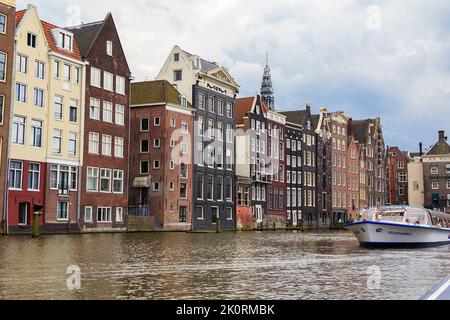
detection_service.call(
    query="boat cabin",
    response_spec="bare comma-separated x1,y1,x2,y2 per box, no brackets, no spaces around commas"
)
357,206,450,228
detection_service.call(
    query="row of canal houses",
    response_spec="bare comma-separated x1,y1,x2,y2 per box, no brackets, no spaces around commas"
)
0,2,387,235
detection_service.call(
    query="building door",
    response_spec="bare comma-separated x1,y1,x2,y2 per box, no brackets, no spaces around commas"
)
19,203,28,225
255,205,263,223
139,188,149,205
211,207,219,223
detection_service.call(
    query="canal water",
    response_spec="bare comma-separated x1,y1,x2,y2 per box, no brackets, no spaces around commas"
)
0,231,449,300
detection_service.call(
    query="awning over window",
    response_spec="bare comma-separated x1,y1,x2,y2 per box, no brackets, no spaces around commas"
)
133,176,150,188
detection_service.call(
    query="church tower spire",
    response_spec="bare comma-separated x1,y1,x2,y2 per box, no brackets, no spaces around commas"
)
261,51,275,110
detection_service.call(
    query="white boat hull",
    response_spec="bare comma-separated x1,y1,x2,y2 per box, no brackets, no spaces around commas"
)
345,221,450,248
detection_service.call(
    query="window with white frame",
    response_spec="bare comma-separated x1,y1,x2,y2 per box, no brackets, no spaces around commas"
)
36,61,45,79
0,14,6,34
28,163,40,191
84,207,93,222
104,72,113,91
74,67,80,84
87,167,99,191
106,41,113,56
57,202,69,220
57,32,73,51
196,206,204,220
31,120,42,148
102,134,112,156
154,117,161,126
100,169,112,192
113,170,124,193
53,60,60,78
15,83,27,102
182,121,188,133
70,167,77,191
89,132,99,154
16,54,28,73
114,137,124,157
116,75,125,95
69,99,78,123
432,180,439,190
180,183,188,199
154,138,161,148
116,207,123,223
68,132,77,156
89,98,100,120
103,101,113,122
90,67,101,87
63,64,71,82
115,104,125,125
54,96,63,120
9,161,23,189
0,52,6,82
431,164,438,175
140,118,149,131
140,161,149,174
398,172,407,183
52,129,62,154
97,207,112,222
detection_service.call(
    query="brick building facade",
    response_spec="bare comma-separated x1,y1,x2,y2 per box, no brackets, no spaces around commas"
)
129,80,195,230
0,0,15,232
68,14,131,232
386,146,409,205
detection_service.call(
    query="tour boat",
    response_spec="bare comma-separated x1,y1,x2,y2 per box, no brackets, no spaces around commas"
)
345,206,450,248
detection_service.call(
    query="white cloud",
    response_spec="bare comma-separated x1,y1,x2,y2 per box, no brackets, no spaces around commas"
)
21,0,450,150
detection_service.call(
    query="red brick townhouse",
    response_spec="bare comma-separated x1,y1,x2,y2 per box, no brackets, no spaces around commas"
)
67,13,132,232
129,80,195,231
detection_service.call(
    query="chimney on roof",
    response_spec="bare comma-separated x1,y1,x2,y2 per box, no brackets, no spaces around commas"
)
439,130,445,141
305,102,311,113
419,142,423,157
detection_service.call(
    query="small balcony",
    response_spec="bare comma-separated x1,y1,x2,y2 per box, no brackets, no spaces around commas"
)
128,205,150,217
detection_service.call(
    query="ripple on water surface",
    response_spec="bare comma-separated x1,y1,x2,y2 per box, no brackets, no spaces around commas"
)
0,231,449,300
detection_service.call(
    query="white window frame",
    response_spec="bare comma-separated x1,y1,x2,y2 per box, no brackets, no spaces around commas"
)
115,104,125,125
86,167,99,192
103,101,113,123
103,71,113,91
84,206,93,222
90,67,101,88
114,137,124,158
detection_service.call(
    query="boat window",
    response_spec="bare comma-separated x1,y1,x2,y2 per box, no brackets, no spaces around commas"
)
403,212,428,225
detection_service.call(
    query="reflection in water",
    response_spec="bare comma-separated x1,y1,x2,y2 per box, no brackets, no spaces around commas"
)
0,231,449,300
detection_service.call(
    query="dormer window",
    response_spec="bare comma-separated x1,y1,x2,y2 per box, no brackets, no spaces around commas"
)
60,32,72,51
53,29,73,52
106,41,113,56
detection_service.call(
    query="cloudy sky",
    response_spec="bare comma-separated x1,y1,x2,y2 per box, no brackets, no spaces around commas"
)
20,0,450,151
